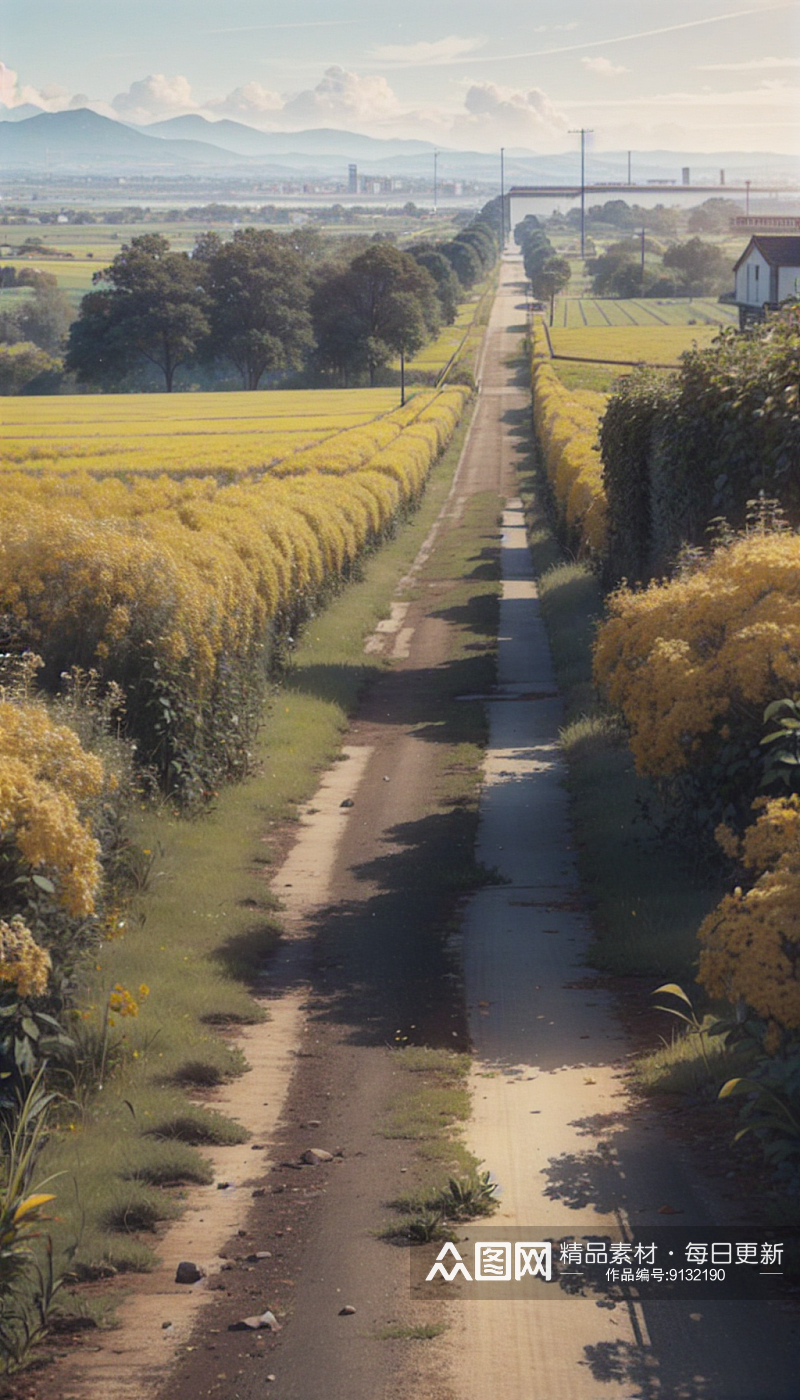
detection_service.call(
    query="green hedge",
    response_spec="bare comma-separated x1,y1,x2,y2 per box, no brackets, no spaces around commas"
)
601,309,800,584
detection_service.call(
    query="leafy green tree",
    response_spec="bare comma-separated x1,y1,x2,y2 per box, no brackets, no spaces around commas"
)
530,256,572,324
194,228,313,391
439,238,483,289
688,198,741,235
589,242,643,297
410,248,461,324
65,234,208,392
16,284,73,354
662,237,730,295
311,243,439,386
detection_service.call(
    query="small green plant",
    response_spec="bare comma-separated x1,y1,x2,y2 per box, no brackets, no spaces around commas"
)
761,698,800,793
719,1053,800,1181
404,1210,453,1244
437,1169,499,1220
377,1321,448,1341
0,1074,72,1374
144,1111,248,1146
653,983,717,1078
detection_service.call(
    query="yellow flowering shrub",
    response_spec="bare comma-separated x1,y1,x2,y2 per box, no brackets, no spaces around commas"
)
0,917,51,998
593,532,800,780
0,701,104,916
530,320,608,554
698,798,800,1045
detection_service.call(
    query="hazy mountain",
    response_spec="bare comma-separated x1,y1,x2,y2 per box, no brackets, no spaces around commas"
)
0,108,796,189
0,108,253,171
0,102,46,122
143,115,437,160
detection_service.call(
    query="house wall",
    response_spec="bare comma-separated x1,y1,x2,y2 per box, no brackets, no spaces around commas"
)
778,265,800,301
735,247,773,306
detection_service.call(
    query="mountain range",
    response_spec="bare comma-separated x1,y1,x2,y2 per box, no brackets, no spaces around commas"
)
0,107,797,188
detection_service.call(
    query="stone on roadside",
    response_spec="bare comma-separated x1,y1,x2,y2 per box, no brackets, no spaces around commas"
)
175,1261,205,1285
229,1310,281,1332
339,1304,356,1315
302,1147,334,1165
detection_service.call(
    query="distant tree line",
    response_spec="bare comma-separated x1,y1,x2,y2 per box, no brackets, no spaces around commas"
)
588,235,731,299
60,198,502,393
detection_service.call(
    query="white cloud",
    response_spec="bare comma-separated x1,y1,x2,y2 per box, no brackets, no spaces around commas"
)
371,36,485,65
699,55,800,70
208,82,283,121
582,56,628,77
450,81,568,149
0,61,72,111
281,66,402,126
111,74,197,123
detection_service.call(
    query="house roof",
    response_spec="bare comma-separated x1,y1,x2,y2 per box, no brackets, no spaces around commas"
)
734,235,800,271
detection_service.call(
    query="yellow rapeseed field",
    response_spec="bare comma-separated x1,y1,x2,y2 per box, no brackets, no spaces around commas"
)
0,387,402,476
0,384,470,796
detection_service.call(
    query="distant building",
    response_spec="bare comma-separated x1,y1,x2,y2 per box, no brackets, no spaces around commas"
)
733,235,800,326
348,163,357,194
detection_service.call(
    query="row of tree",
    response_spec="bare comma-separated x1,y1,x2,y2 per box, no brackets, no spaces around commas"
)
63,199,501,393
515,217,572,323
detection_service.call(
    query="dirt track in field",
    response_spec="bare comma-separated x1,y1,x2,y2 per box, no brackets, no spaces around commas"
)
51,257,800,1400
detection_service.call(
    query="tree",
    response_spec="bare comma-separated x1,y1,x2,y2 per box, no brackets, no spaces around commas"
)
410,248,461,324
16,284,73,354
311,243,439,386
662,237,730,295
65,234,208,391
194,229,313,391
439,238,483,289
530,256,572,324
589,242,643,297
688,198,741,235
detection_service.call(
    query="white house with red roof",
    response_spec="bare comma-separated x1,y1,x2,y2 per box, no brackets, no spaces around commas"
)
733,235,800,326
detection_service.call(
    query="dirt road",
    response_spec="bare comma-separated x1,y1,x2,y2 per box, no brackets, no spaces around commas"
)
58,257,800,1400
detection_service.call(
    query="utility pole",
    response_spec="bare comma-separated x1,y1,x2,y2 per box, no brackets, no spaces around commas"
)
570,127,593,258
433,150,439,215
500,147,505,246
640,227,646,289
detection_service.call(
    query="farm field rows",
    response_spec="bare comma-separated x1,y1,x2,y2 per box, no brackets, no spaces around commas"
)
553,296,738,329
0,387,403,475
0,383,470,795
548,322,723,365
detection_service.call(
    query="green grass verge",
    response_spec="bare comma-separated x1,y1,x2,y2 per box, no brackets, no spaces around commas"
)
38,395,484,1279
518,388,724,983
379,1047,497,1243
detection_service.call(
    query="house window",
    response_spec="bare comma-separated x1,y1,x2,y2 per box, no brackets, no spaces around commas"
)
755,264,760,282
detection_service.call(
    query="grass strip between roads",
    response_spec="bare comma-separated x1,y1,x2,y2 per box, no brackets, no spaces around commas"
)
516,369,724,1029
39,397,488,1285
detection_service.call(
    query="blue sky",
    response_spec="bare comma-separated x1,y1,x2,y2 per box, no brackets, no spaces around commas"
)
2,0,798,151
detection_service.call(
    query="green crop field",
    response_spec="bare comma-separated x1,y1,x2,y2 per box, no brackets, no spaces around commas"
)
552,296,738,330
0,387,406,475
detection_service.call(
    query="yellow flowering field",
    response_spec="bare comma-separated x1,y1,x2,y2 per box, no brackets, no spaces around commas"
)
0,387,401,476
0,384,469,799
531,319,608,554
549,322,722,367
